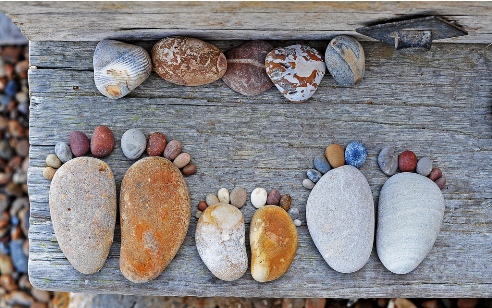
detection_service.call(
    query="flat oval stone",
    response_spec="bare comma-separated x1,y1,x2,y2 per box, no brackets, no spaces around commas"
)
121,128,146,160
230,187,247,208
325,144,345,168
49,157,116,274
377,172,445,274
325,35,365,86
265,44,326,102
313,155,331,174
120,157,190,283
306,169,322,183
306,165,374,273
250,205,298,282
378,146,398,176
416,157,433,176
69,131,90,157
91,125,115,158
222,40,274,96
54,142,72,163
196,203,248,281
152,37,227,86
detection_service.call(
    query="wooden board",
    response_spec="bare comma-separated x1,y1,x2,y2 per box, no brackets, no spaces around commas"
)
2,2,492,43
26,40,492,297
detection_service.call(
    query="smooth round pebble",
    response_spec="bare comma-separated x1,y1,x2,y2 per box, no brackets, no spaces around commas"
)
206,194,220,206
279,194,292,211
345,141,367,168
198,201,208,212
195,210,202,219
217,188,230,204
163,140,182,161
42,167,56,180
399,150,418,172
146,132,167,156
251,188,267,208
173,153,191,169
435,176,446,189
294,219,302,227
416,157,433,176
121,128,146,159
325,144,345,168
325,35,365,86
307,169,322,183
378,146,398,176
266,189,281,205
91,125,115,158
314,156,331,174
46,154,62,169
182,163,196,175
230,187,247,208
55,142,72,163
69,131,90,157
302,178,315,190
288,208,299,219
429,168,443,181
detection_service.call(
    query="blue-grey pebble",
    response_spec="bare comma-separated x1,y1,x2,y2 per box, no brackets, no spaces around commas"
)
121,128,147,159
307,169,322,183
314,156,331,174
345,141,367,168
55,142,73,163
378,147,398,176
416,157,433,176
303,178,315,190
0,242,9,255
10,239,28,273
325,35,365,86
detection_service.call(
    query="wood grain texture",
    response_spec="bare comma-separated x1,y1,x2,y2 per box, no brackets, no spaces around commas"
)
27,40,492,297
2,2,491,43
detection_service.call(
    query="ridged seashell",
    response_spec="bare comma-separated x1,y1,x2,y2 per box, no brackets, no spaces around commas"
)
377,172,445,274
325,35,365,86
93,40,151,99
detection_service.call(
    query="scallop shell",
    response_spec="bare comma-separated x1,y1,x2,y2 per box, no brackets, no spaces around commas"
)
325,35,365,86
377,172,445,274
93,40,151,99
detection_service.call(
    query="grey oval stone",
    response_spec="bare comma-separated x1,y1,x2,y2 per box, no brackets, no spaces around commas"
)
378,146,398,176
121,128,146,159
325,35,365,86
416,157,433,176
377,172,444,274
49,157,116,274
306,165,374,273
313,156,331,174
55,142,72,163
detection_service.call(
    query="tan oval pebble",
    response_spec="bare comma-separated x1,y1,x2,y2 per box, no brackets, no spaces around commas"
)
325,144,345,168
163,140,182,161
230,187,247,208
217,188,230,204
42,167,56,180
46,154,61,169
173,153,191,169
182,163,196,175
206,193,220,206
152,37,227,86
49,157,116,274
279,194,292,211
250,205,298,282
196,203,248,281
120,157,190,283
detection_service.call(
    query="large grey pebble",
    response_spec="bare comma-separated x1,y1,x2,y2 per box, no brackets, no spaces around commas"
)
55,142,72,163
378,146,398,176
377,172,444,274
306,165,374,273
416,157,433,176
121,128,146,159
325,35,365,86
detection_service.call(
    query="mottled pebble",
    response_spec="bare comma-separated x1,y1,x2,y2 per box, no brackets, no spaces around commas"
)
46,154,62,169
173,153,191,169
325,144,345,168
314,155,331,174
302,178,315,190
345,141,367,168
288,208,299,219
435,176,446,189
416,157,433,176
42,167,56,180
429,168,443,181
15,139,29,157
325,35,365,86
294,219,302,227
146,132,167,156
399,150,418,172
266,189,281,205
251,188,267,208
198,201,208,212
279,194,292,211
121,128,147,159
54,142,72,163
230,187,247,208
91,125,115,158
217,188,230,204
69,131,90,157
307,169,322,183
195,210,202,219
206,194,220,206
378,146,398,176
182,163,196,175
163,140,182,161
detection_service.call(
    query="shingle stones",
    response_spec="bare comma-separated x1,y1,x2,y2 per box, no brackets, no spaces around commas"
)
222,41,274,96
120,157,190,283
265,45,326,102
377,172,445,274
152,37,227,86
195,203,248,281
49,157,116,274
325,35,365,86
306,165,374,273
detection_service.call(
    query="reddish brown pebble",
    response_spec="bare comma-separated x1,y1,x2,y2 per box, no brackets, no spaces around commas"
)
146,132,166,156
8,120,25,138
428,168,443,181
266,189,281,205
198,201,208,212
0,274,17,291
182,163,196,175
163,140,182,161
435,176,446,189
398,150,417,172
90,125,115,158
279,194,292,211
69,131,90,157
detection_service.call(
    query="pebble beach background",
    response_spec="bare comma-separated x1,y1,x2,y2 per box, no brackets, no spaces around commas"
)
0,12,489,308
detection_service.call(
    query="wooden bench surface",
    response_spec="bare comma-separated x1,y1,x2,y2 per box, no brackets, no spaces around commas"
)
25,40,492,297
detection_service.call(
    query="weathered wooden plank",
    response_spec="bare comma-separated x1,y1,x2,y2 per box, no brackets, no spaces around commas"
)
2,2,491,43
26,40,492,296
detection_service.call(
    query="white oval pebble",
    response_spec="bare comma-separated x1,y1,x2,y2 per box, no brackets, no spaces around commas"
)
251,188,267,208
294,219,302,227
195,210,202,219
217,188,230,204
206,194,220,206
121,128,146,159
302,178,315,190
